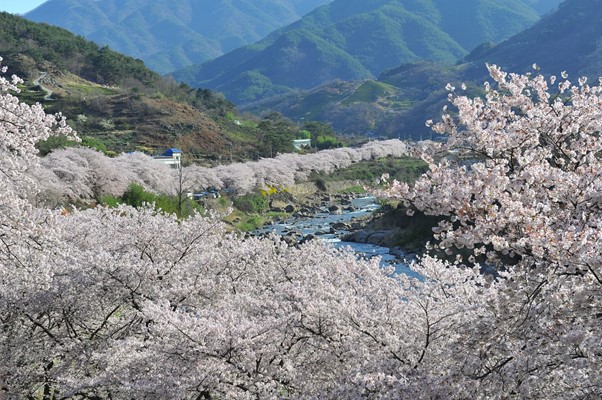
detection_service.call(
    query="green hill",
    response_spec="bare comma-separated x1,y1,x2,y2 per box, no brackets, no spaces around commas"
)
241,61,457,137
25,0,332,74
173,0,552,105
341,80,399,105
0,12,290,162
377,0,602,138
464,0,602,78
374,0,602,138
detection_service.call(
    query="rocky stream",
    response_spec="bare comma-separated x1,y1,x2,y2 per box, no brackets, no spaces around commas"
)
253,192,421,278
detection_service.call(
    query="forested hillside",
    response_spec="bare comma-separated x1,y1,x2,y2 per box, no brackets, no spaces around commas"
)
388,0,602,136
172,0,558,105
25,0,332,74
0,12,313,161
464,0,602,78
0,12,156,87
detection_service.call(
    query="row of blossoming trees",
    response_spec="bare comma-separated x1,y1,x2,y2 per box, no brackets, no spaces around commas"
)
1,55,600,399
30,133,411,206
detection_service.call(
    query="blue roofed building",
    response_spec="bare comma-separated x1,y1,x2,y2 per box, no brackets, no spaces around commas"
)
153,148,182,169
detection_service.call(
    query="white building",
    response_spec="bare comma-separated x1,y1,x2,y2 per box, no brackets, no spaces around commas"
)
292,139,311,151
153,148,182,169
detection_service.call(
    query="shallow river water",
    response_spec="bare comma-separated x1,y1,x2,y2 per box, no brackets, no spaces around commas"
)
254,196,420,278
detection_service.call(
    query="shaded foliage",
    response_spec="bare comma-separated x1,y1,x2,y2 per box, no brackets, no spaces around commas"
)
231,192,269,214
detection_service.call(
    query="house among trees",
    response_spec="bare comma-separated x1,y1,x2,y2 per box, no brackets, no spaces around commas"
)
153,148,182,169
292,139,311,151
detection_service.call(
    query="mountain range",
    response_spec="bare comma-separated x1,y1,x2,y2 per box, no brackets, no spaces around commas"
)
25,0,332,74
17,0,602,143
171,0,563,105
241,0,602,138
378,0,602,136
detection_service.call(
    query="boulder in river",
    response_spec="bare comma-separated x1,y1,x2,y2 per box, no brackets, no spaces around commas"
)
328,205,342,214
299,234,315,244
332,222,351,230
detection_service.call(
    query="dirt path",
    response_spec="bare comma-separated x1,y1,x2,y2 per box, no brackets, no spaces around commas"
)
33,72,54,100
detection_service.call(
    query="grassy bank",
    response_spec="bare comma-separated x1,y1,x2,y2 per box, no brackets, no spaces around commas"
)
310,156,428,187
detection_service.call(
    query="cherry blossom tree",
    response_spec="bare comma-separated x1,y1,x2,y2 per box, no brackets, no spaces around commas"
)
31,148,177,204
379,64,602,398
0,56,77,397
6,201,486,399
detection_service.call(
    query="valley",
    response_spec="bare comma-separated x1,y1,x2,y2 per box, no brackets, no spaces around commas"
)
0,1,601,398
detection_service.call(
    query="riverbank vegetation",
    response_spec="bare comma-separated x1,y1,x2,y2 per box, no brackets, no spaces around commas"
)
310,155,428,186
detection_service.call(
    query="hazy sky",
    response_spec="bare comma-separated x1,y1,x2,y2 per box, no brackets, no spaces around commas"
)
0,0,47,15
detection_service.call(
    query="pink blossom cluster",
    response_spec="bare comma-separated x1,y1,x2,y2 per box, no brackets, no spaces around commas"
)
32,148,177,205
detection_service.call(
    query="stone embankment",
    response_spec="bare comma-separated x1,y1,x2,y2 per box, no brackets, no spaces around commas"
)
343,206,442,258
